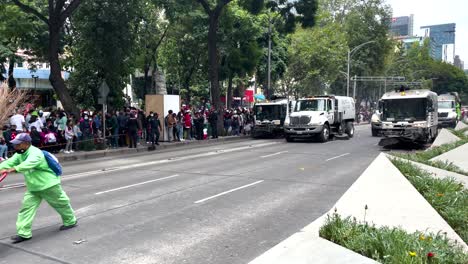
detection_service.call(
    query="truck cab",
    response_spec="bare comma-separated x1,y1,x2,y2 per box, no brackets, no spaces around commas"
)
284,96,355,142
378,88,438,146
252,100,289,137
437,93,459,128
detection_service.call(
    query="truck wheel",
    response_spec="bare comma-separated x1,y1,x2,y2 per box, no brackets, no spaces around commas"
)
285,135,294,142
345,122,354,138
371,128,378,137
318,124,330,143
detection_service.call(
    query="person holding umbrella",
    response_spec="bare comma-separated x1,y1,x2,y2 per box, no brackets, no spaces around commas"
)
0,133,77,244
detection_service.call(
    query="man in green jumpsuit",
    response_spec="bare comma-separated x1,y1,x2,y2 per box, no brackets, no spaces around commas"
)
0,133,77,244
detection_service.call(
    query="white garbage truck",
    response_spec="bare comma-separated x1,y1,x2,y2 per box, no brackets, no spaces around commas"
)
378,87,438,146
252,99,289,138
437,93,459,128
284,96,356,142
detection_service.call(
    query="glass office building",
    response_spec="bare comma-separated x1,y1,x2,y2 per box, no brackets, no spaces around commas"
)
421,23,456,61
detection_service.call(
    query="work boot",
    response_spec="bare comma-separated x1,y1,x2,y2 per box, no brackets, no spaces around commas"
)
60,220,78,231
11,235,31,244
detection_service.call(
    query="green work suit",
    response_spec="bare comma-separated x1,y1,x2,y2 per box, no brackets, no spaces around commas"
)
0,146,76,238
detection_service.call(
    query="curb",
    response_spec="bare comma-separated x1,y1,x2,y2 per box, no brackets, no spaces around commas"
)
56,136,251,162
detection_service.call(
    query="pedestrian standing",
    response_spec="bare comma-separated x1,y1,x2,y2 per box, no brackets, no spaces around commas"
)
208,109,218,139
147,112,162,146
0,134,77,244
127,113,139,148
64,121,75,154
0,137,7,159
165,110,176,142
10,109,26,132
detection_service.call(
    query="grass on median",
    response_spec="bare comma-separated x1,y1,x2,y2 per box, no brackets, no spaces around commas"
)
319,213,468,264
450,127,468,140
392,137,468,176
391,158,468,243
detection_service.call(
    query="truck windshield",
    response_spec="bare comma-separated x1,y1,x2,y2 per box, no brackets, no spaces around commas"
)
295,100,326,112
255,105,285,121
382,99,427,122
438,101,454,109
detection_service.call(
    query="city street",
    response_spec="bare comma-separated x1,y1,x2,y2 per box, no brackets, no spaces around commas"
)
0,125,381,264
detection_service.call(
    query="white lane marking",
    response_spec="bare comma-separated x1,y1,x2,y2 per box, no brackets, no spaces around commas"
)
64,142,278,180
75,204,95,214
194,180,264,204
95,174,179,195
326,153,350,162
1,142,279,191
260,151,288,158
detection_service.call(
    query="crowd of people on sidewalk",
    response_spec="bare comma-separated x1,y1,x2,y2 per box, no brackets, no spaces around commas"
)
0,103,255,158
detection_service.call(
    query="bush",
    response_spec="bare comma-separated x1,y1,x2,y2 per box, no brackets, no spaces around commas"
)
391,158,468,243
320,213,468,264
393,139,468,175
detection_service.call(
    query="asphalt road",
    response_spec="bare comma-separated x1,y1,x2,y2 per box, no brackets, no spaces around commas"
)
0,124,381,264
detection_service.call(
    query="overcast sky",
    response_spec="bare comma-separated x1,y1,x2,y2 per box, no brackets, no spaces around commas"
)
385,0,468,69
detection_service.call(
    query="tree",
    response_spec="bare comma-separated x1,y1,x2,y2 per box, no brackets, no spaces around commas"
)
219,4,262,107
8,0,82,115
69,0,142,109
158,7,209,103
134,2,170,97
193,0,319,115
324,0,393,106
0,3,47,88
286,11,348,97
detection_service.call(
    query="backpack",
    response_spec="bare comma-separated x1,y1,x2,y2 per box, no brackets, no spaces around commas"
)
42,150,62,176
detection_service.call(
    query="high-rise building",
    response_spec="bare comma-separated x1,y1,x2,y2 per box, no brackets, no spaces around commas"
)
420,23,456,62
390,15,414,37
454,55,464,70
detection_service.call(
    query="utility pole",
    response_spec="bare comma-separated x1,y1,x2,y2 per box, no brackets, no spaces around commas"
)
267,15,272,100
353,75,357,99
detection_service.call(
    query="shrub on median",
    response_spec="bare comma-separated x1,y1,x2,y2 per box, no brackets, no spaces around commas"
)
319,213,468,264
391,158,468,243
393,139,468,176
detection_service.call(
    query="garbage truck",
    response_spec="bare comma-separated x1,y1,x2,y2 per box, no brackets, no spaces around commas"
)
284,95,356,142
437,93,460,128
378,87,438,147
252,99,289,137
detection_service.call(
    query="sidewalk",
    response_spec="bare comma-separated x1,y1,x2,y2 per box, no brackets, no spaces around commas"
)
55,136,250,162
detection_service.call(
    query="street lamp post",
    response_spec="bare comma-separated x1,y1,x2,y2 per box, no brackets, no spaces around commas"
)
346,40,376,97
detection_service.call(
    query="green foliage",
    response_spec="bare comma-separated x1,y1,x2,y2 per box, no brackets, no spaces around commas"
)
0,2,48,83
285,10,347,97
391,159,468,243
158,7,209,101
69,0,142,109
320,213,468,264
392,139,468,175
219,4,263,82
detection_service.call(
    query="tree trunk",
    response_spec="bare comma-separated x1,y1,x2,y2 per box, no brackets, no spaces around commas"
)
7,57,16,89
207,15,225,133
48,24,78,115
227,74,233,108
143,64,150,95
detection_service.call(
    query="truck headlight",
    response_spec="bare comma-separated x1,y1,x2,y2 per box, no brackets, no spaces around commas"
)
448,112,457,118
284,118,290,126
308,120,324,126
413,123,427,128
